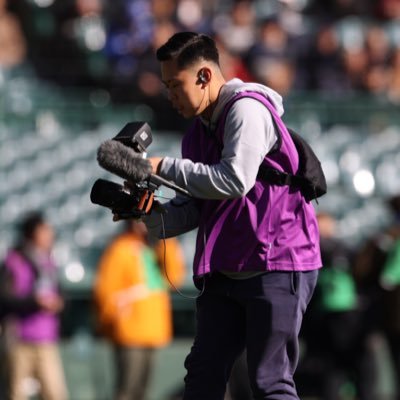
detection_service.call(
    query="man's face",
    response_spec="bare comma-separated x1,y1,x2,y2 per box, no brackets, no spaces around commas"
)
32,222,55,252
161,59,205,118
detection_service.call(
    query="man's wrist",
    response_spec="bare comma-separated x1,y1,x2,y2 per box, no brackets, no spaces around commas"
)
156,157,164,175
149,157,163,174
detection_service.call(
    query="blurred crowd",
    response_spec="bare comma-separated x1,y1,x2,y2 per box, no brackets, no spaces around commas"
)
1,0,400,116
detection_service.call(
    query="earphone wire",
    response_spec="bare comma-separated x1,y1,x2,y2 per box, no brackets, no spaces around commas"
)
195,79,207,116
160,213,205,299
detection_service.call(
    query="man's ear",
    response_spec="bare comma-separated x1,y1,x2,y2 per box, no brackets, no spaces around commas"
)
197,68,211,85
199,71,207,83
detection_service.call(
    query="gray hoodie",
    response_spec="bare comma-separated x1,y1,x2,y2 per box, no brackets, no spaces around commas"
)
145,79,284,238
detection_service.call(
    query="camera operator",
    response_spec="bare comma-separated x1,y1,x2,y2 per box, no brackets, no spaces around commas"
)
114,32,322,400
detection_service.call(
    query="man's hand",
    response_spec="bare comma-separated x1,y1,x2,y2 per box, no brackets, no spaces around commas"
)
148,157,163,174
36,293,64,314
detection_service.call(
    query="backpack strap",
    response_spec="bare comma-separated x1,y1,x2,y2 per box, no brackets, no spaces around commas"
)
257,163,305,187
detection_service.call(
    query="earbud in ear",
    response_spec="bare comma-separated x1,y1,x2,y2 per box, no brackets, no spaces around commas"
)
199,71,208,84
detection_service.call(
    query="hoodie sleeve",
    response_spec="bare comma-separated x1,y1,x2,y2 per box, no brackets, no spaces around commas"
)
143,195,200,239
158,98,277,199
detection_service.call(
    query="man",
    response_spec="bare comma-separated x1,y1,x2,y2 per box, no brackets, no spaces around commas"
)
132,32,321,399
93,220,185,400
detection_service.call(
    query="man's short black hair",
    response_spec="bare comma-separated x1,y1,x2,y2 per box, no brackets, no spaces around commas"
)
18,211,46,240
156,32,220,69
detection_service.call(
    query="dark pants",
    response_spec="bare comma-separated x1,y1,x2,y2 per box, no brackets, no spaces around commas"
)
183,270,318,400
113,345,155,400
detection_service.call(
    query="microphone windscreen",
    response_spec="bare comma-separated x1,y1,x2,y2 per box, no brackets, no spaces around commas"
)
97,140,152,182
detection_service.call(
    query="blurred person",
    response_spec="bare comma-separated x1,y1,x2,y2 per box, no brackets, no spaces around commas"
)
380,195,400,400
1,255,46,400
104,0,175,83
361,63,391,97
139,31,321,399
304,0,373,20
354,194,400,400
252,17,291,58
212,0,256,57
245,17,301,94
253,58,295,96
246,17,291,67
176,0,212,33
153,232,187,290
103,0,154,98
102,0,184,125
93,219,186,400
365,24,391,66
9,0,103,87
277,0,309,37
342,46,369,92
358,24,393,96
304,24,348,93
150,0,176,23
136,20,178,98
387,48,400,103
301,212,377,400
1,211,67,400
75,0,103,16
374,0,400,20
0,0,26,69
134,19,191,130
214,34,253,82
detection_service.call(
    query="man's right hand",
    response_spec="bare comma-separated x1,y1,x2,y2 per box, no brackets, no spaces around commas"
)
36,294,64,313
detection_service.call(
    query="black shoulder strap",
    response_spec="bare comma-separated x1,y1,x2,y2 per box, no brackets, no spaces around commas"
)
257,128,327,202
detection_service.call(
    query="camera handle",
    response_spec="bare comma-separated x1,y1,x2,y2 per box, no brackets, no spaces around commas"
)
149,174,192,197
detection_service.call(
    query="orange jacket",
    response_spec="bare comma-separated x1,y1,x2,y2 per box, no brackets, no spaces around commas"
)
153,237,187,289
93,233,185,347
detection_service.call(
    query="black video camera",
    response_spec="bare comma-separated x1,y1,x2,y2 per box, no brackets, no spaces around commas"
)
90,122,190,219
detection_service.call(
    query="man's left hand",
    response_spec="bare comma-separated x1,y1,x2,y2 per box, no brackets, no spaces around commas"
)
148,157,163,174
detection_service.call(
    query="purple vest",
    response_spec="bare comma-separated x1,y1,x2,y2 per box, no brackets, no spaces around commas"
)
4,249,60,343
182,91,322,276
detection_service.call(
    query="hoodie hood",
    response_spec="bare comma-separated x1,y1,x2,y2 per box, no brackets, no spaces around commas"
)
206,78,284,129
